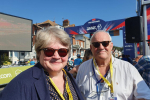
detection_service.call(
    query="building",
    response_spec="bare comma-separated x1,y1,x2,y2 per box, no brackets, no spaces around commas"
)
70,35,90,60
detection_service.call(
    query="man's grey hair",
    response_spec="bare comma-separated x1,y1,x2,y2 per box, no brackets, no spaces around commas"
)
90,30,112,44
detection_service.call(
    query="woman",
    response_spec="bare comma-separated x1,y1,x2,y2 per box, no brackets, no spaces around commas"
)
0,26,83,100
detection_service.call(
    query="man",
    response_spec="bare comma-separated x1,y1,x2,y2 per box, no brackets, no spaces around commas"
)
69,58,74,67
30,59,35,65
133,55,143,65
73,54,82,67
76,30,150,100
135,55,150,88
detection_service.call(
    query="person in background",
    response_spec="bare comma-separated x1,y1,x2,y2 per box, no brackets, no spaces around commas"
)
26,59,31,65
133,55,143,65
69,58,74,67
33,58,37,64
121,54,128,61
14,60,19,65
126,55,134,65
30,59,35,65
135,55,150,88
118,55,122,59
76,30,150,100
69,49,93,78
0,26,84,100
73,54,82,67
82,49,93,62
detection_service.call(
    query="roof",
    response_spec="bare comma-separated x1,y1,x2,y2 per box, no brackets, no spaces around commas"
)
37,20,57,26
33,24,42,29
64,24,75,28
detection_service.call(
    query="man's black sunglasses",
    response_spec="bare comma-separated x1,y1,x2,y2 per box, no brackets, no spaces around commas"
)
92,41,111,48
41,48,69,57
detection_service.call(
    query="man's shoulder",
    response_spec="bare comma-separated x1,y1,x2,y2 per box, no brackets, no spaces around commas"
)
80,59,92,66
76,59,93,81
78,59,93,72
113,57,134,69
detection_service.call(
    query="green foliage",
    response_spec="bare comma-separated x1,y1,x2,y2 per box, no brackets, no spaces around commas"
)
113,46,123,51
0,54,12,65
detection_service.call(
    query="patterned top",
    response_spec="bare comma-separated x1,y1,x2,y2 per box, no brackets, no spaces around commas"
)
44,70,78,100
135,55,150,88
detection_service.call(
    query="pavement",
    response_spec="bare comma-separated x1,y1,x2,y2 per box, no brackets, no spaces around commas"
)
0,87,4,93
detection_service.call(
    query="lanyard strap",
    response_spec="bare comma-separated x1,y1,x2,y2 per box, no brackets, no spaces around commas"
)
49,69,73,100
93,58,114,94
92,63,109,84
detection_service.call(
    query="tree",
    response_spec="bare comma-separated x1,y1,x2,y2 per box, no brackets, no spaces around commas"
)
113,46,123,52
0,53,12,66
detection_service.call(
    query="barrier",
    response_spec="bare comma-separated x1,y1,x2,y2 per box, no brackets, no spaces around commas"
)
0,65,33,85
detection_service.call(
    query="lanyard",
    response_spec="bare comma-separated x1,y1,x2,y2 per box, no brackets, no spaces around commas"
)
49,69,73,100
92,63,109,84
93,58,114,95
92,64,109,94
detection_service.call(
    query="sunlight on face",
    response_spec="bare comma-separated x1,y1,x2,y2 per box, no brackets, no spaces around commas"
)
39,41,69,73
90,32,113,60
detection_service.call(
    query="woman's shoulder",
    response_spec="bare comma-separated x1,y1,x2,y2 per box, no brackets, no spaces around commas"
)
10,64,43,85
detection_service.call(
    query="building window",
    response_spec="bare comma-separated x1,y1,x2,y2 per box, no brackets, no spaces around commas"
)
14,52,18,57
34,30,37,35
81,42,83,47
10,52,13,57
78,50,80,54
81,50,84,57
21,52,25,56
28,52,30,56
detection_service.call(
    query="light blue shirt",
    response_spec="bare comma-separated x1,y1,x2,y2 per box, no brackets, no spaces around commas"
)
74,58,82,66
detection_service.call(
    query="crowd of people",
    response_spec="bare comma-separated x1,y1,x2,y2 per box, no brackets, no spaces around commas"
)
0,27,150,100
13,58,37,66
25,58,37,65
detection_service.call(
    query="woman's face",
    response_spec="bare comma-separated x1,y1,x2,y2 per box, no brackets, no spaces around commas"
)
39,41,69,73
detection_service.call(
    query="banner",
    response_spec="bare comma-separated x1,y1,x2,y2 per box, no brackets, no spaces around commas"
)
0,65,33,85
65,18,125,35
147,5,150,40
122,27,135,59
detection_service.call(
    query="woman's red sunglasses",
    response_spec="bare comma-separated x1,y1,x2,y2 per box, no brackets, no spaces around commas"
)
41,48,69,57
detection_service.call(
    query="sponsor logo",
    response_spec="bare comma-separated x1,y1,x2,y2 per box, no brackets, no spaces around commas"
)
0,73,12,79
92,18,96,21
125,45,133,47
88,20,100,24
97,24,102,30
87,26,97,31
15,69,22,76
87,24,102,31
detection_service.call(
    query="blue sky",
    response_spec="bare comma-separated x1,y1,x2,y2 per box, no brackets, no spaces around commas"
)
0,0,137,47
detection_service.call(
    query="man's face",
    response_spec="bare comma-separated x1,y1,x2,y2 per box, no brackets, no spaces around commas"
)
90,32,113,60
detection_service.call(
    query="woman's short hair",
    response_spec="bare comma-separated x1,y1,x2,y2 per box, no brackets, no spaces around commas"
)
35,26,71,61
